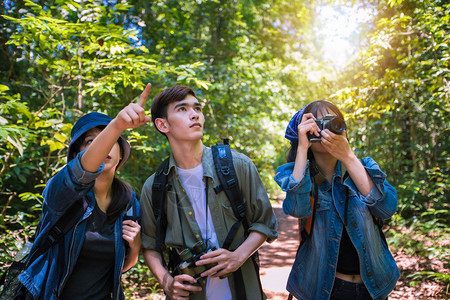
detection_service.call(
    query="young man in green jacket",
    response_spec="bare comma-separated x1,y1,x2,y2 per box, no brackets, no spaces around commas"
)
140,85,278,299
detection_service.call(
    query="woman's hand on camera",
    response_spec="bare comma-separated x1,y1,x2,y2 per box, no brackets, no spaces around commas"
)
112,83,151,132
320,129,353,161
166,274,202,299
297,113,320,149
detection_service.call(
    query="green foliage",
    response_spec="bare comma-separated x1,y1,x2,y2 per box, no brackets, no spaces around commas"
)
122,256,161,298
330,0,449,291
409,271,450,289
387,221,450,293
0,1,208,283
1,0,448,296
332,0,449,223
0,0,321,293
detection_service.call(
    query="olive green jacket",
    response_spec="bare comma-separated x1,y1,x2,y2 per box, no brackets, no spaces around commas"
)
141,145,278,299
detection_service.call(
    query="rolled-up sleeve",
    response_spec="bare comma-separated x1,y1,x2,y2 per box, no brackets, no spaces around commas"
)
236,154,278,243
349,157,398,220
274,162,313,219
69,150,104,185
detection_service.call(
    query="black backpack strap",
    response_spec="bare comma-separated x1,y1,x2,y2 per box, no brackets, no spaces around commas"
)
222,220,243,250
27,199,87,266
212,139,264,300
152,157,170,253
211,141,248,232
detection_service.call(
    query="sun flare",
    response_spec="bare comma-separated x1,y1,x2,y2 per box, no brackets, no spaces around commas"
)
316,4,375,68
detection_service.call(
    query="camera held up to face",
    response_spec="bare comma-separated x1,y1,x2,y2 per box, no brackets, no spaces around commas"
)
308,114,346,143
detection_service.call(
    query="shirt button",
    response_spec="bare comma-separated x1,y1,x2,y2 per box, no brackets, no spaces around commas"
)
352,221,357,227
367,271,372,277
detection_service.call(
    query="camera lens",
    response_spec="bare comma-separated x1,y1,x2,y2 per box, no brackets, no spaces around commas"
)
326,117,346,134
193,241,207,254
179,248,193,261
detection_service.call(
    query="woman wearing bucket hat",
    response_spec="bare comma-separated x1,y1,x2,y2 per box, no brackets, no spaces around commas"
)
18,84,152,300
274,100,399,300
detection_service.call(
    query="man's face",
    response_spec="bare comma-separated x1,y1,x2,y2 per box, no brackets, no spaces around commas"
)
163,94,205,142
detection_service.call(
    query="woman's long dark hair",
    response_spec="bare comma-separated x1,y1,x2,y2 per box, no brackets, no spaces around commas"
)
287,100,345,163
109,177,132,221
71,128,132,221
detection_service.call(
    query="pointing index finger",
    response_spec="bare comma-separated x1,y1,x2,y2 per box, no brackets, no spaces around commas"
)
137,83,152,107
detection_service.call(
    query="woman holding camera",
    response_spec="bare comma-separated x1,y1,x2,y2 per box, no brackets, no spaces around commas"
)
18,85,152,300
274,100,399,300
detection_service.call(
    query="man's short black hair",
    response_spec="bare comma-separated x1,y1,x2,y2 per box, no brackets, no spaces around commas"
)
151,85,198,135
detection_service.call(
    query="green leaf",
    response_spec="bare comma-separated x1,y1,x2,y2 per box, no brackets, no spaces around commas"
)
7,135,24,156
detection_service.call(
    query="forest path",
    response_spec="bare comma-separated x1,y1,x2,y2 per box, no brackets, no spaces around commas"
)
259,200,297,299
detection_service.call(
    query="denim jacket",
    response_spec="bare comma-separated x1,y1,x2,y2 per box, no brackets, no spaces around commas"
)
19,151,140,300
274,158,400,300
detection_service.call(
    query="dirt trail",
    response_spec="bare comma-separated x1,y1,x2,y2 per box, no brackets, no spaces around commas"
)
259,200,297,299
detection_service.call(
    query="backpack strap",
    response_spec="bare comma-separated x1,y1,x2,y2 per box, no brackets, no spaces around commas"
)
211,140,250,250
27,199,87,266
211,140,248,232
124,198,140,223
212,139,263,300
298,161,325,244
299,195,316,243
152,157,170,253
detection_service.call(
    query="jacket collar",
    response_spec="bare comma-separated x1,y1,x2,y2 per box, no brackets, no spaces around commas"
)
166,145,215,179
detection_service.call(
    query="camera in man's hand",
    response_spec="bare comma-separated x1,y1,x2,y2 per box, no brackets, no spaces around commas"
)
177,240,217,284
308,114,346,143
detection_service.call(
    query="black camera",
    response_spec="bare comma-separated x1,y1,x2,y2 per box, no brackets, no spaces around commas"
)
307,114,346,143
177,240,217,284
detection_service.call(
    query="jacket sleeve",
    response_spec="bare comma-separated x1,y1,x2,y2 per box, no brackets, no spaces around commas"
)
345,157,398,220
42,150,104,218
235,154,278,243
274,161,312,219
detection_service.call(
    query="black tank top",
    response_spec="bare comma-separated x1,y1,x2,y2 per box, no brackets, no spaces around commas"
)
61,204,115,299
336,227,360,275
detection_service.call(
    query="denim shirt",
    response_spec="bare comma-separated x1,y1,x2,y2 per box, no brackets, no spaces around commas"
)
19,151,140,300
274,158,400,300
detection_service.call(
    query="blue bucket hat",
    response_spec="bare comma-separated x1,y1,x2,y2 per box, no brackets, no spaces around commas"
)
67,112,130,169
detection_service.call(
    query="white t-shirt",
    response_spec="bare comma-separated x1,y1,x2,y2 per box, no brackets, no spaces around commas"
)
177,164,232,300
